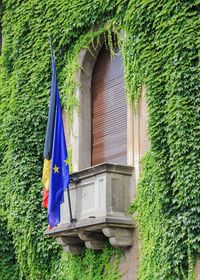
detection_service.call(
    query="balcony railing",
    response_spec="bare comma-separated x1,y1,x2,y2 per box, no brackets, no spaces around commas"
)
45,163,134,254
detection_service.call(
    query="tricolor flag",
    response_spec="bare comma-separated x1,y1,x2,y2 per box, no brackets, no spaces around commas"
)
42,45,70,228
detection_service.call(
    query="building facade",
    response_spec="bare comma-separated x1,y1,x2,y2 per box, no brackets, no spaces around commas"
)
0,1,199,279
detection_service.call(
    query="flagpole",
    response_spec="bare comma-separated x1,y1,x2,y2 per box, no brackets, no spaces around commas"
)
48,36,76,225
67,186,76,223
68,177,80,223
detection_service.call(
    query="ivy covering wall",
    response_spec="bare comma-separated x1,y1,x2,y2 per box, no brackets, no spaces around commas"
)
0,0,199,279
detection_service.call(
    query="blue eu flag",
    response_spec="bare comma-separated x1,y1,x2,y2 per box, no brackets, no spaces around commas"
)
48,61,70,228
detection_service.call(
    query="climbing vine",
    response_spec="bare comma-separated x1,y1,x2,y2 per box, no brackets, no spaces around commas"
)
0,0,199,279
126,1,200,279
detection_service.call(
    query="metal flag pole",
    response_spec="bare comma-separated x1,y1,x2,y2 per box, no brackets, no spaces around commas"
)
67,186,76,223
67,177,79,223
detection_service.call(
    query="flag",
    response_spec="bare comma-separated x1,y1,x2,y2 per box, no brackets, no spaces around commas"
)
48,83,70,227
42,44,70,228
42,46,57,208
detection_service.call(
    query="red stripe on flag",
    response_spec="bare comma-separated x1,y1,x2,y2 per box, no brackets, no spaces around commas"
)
42,188,49,208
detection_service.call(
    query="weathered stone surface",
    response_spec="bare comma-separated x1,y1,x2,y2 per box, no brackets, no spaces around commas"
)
44,217,133,238
109,236,132,247
194,258,200,280
45,164,135,253
111,177,124,212
103,227,133,238
85,240,105,250
56,236,84,246
63,245,83,254
60,163,133,224
78,231,106,241
119,229,139,280
103,227,133,247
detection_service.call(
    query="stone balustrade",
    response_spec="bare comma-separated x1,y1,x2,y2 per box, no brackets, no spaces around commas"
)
45,163,135,254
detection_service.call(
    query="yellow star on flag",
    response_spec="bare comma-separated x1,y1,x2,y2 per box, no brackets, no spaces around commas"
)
64,158,69,165
53,165,59,173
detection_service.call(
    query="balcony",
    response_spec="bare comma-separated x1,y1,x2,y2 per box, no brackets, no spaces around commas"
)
45,163,134,254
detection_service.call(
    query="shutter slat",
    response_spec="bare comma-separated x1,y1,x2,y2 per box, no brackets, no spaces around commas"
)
91,45,127,166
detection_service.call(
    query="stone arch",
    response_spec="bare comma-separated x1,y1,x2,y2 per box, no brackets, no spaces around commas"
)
71,40,105,172
69,36,149,185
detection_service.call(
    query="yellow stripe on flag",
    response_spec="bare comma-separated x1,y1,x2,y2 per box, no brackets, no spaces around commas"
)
42,159,51,191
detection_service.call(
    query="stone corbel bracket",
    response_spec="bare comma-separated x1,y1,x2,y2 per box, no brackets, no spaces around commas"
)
103,227,133,247
45,220,134,254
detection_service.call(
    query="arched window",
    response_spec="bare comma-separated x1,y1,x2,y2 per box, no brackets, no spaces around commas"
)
69,39,149,179
91,45,127,165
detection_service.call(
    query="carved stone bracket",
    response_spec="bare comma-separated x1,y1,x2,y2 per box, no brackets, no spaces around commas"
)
56,236,85,254
102,227,133,247
78,231,107,250
51,225,133,254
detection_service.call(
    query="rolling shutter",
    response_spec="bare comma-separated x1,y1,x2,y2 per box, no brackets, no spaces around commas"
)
91,45,127,165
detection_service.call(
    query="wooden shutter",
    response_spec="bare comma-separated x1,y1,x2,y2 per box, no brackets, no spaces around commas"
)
91,45,127,165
